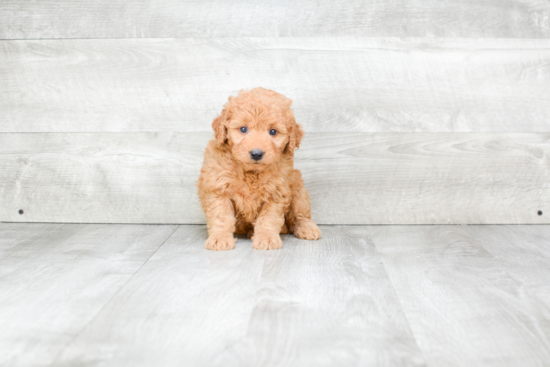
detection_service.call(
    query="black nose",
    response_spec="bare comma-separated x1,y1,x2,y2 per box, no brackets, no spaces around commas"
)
250,149,264,161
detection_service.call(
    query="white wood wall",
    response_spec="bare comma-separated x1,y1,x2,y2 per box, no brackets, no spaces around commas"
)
1,1,549,224
2,0,550,38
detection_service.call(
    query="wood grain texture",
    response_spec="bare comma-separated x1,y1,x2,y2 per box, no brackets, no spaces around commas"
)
1,132,548,225
372,225,550,367
4,224,550,366
52,225,426,367
470,225,550,307
1,0,550,39
0,223,177,367
2,38,550,133
0,133,208,224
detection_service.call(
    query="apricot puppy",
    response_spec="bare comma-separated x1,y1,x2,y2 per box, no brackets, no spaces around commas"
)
197,88,321,251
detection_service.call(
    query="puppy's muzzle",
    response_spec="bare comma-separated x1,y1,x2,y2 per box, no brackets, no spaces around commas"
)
250,149,264,161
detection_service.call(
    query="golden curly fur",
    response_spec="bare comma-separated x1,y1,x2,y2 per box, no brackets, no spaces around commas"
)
197,88,321,251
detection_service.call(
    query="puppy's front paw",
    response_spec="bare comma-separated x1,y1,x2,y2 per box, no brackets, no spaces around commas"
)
205,233,236,251
293,219,322,240
252,232,282,250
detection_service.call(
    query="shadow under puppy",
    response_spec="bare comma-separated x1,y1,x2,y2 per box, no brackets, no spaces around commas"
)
197,88,321,251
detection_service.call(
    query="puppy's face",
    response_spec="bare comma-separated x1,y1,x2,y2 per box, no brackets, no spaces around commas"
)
212,88,304,171
226,114,289,169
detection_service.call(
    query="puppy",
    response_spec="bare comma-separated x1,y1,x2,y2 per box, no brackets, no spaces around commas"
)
197,88,321,251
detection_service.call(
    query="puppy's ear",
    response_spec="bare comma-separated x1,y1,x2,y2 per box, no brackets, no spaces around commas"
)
212,114,227,145
285,116,304,157
212,103,232,146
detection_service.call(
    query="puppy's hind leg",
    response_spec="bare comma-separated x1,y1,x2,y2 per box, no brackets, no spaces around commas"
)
288,170,321,240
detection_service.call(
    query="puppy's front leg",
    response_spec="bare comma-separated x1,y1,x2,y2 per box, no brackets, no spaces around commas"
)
204,195,237,251
252,202,285,250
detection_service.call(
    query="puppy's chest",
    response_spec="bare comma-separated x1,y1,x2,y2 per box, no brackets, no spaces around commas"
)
229,175,288,217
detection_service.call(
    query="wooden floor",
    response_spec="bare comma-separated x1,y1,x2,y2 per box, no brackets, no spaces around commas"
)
2,223,550,367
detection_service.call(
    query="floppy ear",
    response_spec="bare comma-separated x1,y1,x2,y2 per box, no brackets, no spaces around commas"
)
212,104,231,146
284,117,304,157
212,114,227,145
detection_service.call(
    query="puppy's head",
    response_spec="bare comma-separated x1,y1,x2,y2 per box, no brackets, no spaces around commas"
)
212,88,304,171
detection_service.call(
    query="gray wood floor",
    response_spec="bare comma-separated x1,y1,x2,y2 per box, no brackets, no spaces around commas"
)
2,223,550,367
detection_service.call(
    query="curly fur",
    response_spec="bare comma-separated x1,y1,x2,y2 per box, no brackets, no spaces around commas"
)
197,88,321,251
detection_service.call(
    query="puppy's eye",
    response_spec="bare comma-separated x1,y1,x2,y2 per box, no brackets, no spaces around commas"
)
240,126,248,133
269,129,277,136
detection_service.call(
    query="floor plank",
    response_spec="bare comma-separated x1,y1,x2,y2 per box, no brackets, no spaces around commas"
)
51,226,426,367
1,132,548,224
2,38,550,133
1,0,549,39
372,225,550,367
0,223,177,367
3,224,550,366
471,225,550,307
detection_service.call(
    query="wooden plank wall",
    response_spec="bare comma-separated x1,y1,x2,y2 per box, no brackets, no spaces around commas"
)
1,1,549,224
2,38,550,133
2,0,550,39
1,133,547,224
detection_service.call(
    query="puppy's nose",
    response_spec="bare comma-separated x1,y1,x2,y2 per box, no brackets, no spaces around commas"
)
250,149,264,161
